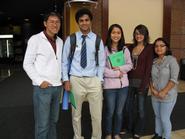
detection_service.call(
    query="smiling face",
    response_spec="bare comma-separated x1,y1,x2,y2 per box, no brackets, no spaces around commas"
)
77,14,91,34
154,40,167,57
44,15,61,37
134,30,145,43
111,27,122,44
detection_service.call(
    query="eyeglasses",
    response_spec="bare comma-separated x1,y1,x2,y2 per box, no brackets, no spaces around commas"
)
154,44,166,48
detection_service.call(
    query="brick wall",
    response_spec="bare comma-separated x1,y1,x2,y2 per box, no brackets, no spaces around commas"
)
171,0,185,61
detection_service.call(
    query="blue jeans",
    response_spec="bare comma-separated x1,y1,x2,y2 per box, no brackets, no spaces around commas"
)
152,98,176,139
104,87,128,135
33,86,62,139
126,87,148,135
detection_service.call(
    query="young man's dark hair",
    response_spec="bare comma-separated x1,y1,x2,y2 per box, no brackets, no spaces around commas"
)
75,8,93,23
44,12,61,22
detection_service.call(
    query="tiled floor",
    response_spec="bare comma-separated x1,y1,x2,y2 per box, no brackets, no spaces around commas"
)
120,129,185,139
141,129,185,139
0,68,185,139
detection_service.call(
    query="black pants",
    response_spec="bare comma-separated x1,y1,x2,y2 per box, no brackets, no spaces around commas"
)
124,87,148,135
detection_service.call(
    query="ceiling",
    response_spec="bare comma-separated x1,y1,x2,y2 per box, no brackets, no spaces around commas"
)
0,0,64,24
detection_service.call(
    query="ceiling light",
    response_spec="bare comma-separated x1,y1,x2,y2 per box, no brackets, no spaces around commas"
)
0,35,13,39
66,0,98,7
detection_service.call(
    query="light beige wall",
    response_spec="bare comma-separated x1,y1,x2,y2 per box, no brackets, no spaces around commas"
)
109,0,163,43
69,4,80,34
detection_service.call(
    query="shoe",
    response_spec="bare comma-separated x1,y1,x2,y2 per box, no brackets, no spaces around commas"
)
151,134,158,139
133,134,140,139
105,134,112,139
151,133,162,139
114,135,121,139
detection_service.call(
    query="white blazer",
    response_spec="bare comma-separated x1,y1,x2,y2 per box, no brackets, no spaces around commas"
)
23,31,63,86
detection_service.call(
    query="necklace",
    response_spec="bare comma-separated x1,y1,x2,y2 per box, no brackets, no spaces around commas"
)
132,45,144,70
132,52,139,70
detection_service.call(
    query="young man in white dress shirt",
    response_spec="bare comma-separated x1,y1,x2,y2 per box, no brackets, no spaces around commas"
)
62,8,105,139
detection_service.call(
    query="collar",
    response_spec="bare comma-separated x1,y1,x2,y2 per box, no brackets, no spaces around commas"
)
44,30,56,42
78,31,93,39
153,56,167,64
111,47,118,52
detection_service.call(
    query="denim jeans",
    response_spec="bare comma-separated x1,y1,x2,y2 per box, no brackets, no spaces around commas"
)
33,86,62,139
126,87,148,135
152,98,176,139
104,87,128,135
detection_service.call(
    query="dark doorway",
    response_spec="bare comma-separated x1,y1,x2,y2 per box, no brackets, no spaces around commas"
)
0,0,64,64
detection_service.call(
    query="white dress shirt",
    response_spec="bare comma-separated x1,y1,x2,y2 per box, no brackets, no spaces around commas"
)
62,31,105,81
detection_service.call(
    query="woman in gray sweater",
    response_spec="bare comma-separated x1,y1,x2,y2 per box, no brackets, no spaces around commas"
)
150,38,179,139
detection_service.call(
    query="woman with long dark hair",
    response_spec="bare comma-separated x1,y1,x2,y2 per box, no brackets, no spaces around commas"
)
126,24,154,139
103,24,132,139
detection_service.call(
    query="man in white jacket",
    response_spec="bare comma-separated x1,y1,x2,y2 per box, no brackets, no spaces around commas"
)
23,12,63,139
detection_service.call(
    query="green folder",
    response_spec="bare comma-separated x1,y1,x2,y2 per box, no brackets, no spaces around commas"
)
69,91,76,109
108,51,125,67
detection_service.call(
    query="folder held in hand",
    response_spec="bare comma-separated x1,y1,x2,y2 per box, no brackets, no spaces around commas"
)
69,91,76,109
108,51,125,67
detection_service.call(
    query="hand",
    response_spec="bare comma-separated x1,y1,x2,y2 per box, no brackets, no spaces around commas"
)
151,88,159,97
158,90,167,99
112,67,120,71
40,81,51,89
64,81,71,92
112,67,124,77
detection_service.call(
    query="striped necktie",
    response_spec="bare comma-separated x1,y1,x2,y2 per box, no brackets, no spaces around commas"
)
80,35,87,68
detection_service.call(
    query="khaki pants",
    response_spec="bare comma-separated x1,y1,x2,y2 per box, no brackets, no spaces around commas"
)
70,76,103,139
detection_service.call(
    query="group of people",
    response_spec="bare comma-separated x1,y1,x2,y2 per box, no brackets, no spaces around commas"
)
23,8,179,139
